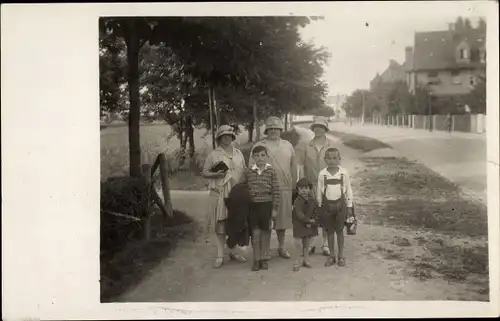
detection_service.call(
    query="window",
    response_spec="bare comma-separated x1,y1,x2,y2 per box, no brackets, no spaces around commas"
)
428,71,438,78
451,70,461,84
459,48,469,59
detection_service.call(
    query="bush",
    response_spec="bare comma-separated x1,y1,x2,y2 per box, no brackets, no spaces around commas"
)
100,177,146,258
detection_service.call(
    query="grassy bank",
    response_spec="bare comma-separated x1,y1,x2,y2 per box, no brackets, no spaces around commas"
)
354,156,489,298
328,130,391,152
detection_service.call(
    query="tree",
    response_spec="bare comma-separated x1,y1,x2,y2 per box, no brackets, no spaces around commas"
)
478,17,486,31
343,90,367,117
465,74,486,114
100,18,152,177
100,16,329,176
99,26,127,113
455,17,465,31
464,18,472,29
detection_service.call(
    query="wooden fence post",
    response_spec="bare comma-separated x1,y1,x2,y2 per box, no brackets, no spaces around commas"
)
158,153,174,218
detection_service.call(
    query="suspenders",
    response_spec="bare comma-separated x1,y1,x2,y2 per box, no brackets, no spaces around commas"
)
322,173,344,202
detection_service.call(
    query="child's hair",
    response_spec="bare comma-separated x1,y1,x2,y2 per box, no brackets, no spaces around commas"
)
296,177,313,189
252,145,268,155
325,147,341,158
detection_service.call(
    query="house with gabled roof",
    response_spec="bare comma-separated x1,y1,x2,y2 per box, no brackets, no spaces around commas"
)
404,20,486,98
370,59,406,89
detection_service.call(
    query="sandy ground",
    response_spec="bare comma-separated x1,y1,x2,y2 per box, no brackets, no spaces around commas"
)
116,126,487,302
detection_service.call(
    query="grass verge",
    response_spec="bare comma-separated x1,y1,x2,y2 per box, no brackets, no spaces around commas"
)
328,130,391,152
354,156,488,298
355,156,488,237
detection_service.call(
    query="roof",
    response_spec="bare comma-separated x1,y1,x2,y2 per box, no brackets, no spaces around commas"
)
412,28,485,71
371,60,405,88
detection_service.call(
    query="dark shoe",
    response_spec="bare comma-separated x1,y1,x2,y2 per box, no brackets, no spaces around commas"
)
338,257,346,267
260,260,269,270
309,246,316,255
252,261,261,271
324,256,336,267
302,261,312,268
278,248,291,259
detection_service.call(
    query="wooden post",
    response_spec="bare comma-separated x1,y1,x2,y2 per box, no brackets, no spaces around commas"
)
141,163,152,241
158,153,174,218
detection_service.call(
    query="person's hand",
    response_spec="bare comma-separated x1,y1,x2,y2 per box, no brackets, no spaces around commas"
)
305,223,312,228
214,169,226,178
272,209,278,219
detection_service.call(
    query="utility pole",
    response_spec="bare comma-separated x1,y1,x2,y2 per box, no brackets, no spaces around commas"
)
361,91,366,125
428,90,433,132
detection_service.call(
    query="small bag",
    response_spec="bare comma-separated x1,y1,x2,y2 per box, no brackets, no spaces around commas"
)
340,174,358,235
210,161,229,173
345,205,358,235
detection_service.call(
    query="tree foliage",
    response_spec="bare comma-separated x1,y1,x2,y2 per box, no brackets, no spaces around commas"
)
465,74,486,114
99,16,330,176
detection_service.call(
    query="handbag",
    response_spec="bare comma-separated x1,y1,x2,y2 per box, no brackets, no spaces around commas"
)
340,174,358,235
210,161,229,173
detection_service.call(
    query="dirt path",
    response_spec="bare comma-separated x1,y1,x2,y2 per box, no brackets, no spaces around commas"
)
117,127,487,302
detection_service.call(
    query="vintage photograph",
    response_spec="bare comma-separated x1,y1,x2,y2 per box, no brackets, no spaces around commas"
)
99,12,489,303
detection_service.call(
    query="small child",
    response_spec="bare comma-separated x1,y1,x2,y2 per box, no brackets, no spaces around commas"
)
292,178,319,271
245,145,280,271
316,148,353,267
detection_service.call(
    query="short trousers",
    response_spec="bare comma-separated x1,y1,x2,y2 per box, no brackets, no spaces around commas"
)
248,201,273,231
319,198,346,233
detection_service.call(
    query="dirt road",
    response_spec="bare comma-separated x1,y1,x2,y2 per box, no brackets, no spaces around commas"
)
117,127,487,302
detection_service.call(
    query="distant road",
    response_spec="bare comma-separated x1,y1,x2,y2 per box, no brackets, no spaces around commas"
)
299,121,487,202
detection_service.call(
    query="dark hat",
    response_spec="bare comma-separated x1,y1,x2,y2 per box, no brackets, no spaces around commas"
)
296,177,313,189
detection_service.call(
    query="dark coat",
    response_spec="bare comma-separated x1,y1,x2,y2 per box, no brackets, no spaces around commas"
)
224,183,252,248
292,195,319,239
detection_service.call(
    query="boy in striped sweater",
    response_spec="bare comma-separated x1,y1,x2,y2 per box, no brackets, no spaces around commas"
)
245,145,280,271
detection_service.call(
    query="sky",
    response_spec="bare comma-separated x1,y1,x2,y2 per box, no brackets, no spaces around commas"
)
298,1,489,97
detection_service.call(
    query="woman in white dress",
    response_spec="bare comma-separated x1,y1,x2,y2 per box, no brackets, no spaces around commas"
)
202,125,248,268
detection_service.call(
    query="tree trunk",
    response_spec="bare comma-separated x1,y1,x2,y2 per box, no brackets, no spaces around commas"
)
253,99,260,141
248,121,254,142
179,118,187,150
213,86,220,128
208,86,216,149
125,20,142,178
186,116,195,157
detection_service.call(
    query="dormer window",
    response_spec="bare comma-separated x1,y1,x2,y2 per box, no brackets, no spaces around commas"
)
456,40,471,62
459,48,469,59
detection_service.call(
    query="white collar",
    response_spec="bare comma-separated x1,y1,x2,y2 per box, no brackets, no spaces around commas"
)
252,163,272,172
320,166,343,176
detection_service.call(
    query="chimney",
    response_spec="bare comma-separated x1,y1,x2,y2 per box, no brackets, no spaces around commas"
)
405,46,413,70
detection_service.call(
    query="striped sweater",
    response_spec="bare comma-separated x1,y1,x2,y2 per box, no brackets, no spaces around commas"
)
245,164,281,210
